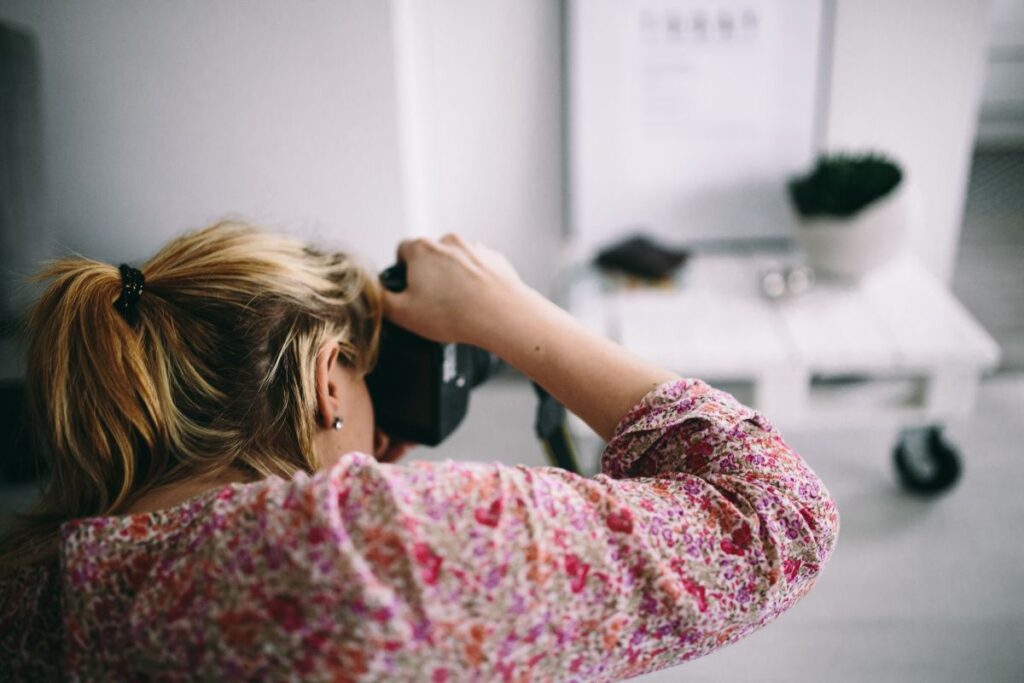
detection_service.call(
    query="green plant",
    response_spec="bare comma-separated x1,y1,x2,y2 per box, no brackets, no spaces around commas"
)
787,152,903,220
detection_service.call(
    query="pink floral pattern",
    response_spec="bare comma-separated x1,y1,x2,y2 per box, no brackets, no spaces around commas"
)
1,378,839,681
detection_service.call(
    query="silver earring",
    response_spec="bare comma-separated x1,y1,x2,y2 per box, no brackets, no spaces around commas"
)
332,416,344,430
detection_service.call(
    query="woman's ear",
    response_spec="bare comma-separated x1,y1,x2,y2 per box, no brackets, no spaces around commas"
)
314,339,341,430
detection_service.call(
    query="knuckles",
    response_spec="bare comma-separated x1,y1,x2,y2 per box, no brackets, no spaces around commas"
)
402,233,465,255
398,237,436,259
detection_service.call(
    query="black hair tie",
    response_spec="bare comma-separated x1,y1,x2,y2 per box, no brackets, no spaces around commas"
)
114,264,145,325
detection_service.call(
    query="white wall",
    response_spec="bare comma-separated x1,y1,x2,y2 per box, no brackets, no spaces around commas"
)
403,0,994,289
0,0,409,272
393,0,566,296
824,0,993,284
0,0,994,296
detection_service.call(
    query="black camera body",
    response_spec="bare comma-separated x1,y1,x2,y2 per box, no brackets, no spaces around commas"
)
365,263,500,446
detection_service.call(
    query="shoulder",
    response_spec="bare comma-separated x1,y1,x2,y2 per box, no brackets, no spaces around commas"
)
180,451,418,575
59,454,397,677
225,451,384,529
58,456,380,608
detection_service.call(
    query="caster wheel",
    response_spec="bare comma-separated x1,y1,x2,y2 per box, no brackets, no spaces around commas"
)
893,426,962,495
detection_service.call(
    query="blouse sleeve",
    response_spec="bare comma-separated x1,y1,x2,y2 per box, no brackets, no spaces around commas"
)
252,378,839,682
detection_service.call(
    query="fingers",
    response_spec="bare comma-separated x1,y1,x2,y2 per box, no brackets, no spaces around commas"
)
395,233,472,261
386,237,435,319
383,232,495,340
379,440,414,464
395,236,432,265
439,232,488,270
373,426,415,463
438,232,467,249
379,275,405,321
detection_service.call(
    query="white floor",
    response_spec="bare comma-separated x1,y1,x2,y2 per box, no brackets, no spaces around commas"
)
415,370,1024,683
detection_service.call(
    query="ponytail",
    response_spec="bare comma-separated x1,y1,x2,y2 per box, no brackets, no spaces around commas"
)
0,221,384,570
33,260,165,509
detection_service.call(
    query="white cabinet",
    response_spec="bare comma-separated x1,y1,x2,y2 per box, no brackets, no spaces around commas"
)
564,248,1001,492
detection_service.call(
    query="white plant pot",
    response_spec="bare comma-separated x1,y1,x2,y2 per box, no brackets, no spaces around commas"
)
794,183,911,282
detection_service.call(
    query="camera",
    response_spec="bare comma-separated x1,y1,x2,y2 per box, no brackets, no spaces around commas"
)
365,262,502,446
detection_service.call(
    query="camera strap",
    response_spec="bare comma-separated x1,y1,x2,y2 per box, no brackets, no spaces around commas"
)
531,382,583,474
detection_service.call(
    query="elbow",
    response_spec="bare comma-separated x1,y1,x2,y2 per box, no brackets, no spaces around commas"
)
782,444,841,574
762,454,840,596
784,439,840,569
748,415,841,569
703,409,841,581
763,420,840,569
784,484,839,599
815,485,840,567
751,421,841,575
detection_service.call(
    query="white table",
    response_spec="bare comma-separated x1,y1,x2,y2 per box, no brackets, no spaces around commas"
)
561,247,1001,493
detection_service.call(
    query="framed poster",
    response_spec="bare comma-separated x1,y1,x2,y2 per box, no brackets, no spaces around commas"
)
566,0,827,250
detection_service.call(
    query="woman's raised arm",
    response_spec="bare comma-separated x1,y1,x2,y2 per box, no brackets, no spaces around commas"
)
229,376,838,681
380,233,680,442
166,235,839,680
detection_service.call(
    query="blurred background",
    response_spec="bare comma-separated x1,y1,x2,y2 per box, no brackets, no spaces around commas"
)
1,0,1021,681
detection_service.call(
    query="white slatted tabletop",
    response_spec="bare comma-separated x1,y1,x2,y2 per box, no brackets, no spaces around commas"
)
565,249,1001,437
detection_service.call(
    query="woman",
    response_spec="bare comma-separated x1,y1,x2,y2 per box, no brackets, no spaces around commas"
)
0,221,839,681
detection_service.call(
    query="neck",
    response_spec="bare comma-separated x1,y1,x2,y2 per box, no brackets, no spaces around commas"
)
120,466,254,515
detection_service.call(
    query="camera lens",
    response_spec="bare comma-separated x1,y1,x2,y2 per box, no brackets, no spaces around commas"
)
468,347,503,388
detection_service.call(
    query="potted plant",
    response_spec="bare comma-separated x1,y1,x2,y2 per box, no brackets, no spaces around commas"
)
787,152,909,281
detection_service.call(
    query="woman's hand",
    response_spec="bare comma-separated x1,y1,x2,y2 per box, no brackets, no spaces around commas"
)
380,233,531,348
381,233,679,442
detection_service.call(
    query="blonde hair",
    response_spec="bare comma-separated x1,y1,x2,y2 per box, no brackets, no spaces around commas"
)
0,220,384,568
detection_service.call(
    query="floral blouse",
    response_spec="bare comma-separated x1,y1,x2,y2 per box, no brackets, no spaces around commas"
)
1,378,839,681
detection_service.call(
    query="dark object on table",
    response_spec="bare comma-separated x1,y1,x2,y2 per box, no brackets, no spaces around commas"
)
594,234,690,280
